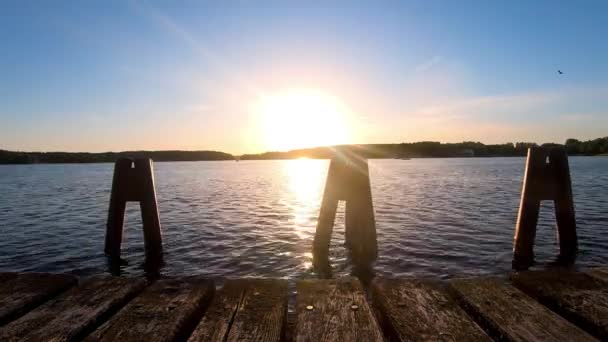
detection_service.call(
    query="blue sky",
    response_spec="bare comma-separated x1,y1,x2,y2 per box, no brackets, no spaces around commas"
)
1,1,607,153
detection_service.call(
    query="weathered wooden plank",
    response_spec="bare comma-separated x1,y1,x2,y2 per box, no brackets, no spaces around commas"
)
0,272,77,325
511,270,608,339
372,278,490,341
188,280,243,342
189,279,287,342
0,272,17,283
0,276,146,341
87,277,214,342
587,267,608,283
294,278,383,342
449,277,596,342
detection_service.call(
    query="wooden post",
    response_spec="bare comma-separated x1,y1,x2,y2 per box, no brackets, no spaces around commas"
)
105,158,163,267
313,152,377,277
512,147,577,270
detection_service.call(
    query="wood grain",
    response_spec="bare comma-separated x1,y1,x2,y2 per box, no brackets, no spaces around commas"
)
294,278,383,342
587,267,608,283
0,272,77,325
0,276,146,341
188,279,287,342
511,270,608,339
87,277,214,342
450,277,596,342
372,278,490,341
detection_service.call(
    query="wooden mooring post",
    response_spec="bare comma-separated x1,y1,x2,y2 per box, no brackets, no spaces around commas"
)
105,158,163,267
313,152,377,277
512,146,577,270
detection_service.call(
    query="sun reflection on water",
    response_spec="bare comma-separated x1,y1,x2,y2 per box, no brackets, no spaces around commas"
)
285,158,325,205
283,159,326,269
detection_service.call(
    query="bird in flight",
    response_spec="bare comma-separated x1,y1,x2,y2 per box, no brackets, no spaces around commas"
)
558,70,563,74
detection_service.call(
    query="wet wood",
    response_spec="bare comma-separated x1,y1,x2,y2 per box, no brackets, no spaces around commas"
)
372,279,490,341
0,273,77,325
106,158,163,267
0,276,146,341
513,147,577,270
294,278,383,342
511,270,608,339
189,279,287,342
87,277,214,342
105,158,131,259
313,154,377,275
450,277,595,342
550,149,578,265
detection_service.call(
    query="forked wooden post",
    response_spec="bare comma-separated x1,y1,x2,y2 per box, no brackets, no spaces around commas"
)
105,158,163,266
512,147,577,270
313,152,377,276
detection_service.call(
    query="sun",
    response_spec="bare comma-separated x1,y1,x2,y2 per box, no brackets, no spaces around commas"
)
254,89,351,151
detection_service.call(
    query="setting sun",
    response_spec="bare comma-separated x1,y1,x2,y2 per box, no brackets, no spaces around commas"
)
255,89,351,151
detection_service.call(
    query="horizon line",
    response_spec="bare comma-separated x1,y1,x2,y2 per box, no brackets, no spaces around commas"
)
2,136,606,156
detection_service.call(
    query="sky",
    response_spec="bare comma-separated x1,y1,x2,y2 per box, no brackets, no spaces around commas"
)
1,1,607,154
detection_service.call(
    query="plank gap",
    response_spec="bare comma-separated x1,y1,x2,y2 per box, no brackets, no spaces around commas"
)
449,277,596,342
446,283,507,341
511,270,608,340
0,273,78,326
373,278,490,341
86,277,214,342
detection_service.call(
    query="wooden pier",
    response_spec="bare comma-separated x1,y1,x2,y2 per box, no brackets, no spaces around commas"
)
1,268,608,341
1,147,595,341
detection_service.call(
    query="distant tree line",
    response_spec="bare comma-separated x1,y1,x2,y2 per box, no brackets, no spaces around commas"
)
241,136,608,160
565,137,608,155
1,137,605,164
0,150,234,164
240,142,538,160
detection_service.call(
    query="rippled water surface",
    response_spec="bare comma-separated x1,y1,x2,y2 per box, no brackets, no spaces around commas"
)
1,157,607,279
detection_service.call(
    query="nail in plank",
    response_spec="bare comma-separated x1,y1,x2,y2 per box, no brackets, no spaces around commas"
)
295,278,383,342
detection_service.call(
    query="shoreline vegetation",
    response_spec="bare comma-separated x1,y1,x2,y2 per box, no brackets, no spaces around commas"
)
1,137,606,164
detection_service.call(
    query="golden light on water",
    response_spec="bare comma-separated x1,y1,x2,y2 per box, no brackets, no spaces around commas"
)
255,89,351,152
286,158,323,205
283,158,326,242
255,89,347,271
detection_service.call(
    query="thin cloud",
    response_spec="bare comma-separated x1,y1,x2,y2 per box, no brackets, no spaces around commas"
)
415,55,443,73
130,0,263,98
407,86,607,122
395,85,608,144
412,92,554,120
559,113,605,122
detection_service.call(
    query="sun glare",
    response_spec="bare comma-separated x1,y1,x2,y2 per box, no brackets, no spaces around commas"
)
283,158,326,241
255,89,351,151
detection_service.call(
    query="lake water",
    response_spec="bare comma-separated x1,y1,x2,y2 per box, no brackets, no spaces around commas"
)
0,157,607,280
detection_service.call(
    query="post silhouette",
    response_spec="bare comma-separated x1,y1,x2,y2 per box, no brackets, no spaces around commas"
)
313,151,377,277
105,158,163,267
512,147,577,270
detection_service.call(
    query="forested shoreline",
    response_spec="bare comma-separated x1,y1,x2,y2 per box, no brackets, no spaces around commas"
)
0,150,234,164
1,137,606,164
241,137,608,160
